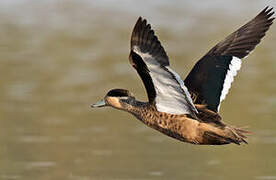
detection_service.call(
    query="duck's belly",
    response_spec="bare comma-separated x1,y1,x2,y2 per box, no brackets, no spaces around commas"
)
139,114,232,145
140,115,202,144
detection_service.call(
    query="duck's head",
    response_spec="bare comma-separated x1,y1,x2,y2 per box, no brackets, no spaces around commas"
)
91,89,135,110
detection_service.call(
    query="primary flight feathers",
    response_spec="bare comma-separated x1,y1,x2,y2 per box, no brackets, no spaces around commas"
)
207,6,274,58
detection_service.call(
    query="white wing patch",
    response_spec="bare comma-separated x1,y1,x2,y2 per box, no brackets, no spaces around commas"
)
132,52,196,115
148,63,196,115
218,56,242,110
132,46,197,115
166,67,198,113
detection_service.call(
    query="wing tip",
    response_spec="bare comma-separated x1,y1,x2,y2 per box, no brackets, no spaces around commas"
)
130,16,169,66
208,6,274,59
258,6,275,20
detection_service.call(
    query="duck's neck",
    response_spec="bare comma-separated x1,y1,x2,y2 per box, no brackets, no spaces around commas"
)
121,98,149,116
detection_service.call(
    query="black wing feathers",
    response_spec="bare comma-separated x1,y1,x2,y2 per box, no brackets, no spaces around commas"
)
185,55,233,112
130,17,169,66
207,6,274,58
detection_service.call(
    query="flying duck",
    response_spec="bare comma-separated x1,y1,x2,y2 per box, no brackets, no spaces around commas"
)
92,7,274,145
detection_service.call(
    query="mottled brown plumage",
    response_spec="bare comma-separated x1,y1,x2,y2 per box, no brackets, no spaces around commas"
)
92,7,274,145
131,104,248,145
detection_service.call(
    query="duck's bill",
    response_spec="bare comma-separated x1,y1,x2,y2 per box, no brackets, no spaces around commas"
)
91,99,106,108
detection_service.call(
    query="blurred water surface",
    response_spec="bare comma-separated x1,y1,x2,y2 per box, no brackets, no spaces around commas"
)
0,0,276,180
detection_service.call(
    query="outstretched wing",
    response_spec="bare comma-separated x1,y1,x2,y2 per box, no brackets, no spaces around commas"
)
129,17,197,116
184,7,274,112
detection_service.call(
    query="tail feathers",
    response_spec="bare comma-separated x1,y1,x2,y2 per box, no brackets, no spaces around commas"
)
203,126,250,145
203,131,238,145
227,126,251,145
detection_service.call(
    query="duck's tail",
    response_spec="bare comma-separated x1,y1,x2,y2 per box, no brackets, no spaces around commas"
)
228,126,251,145
203,126,250,145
